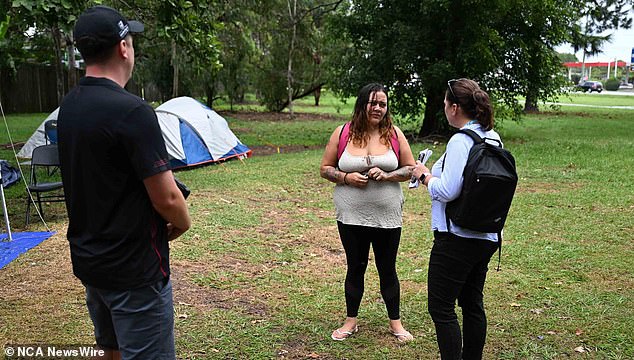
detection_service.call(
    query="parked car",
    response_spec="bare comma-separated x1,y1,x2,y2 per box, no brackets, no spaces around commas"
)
619,82,633,90
577,81,603,93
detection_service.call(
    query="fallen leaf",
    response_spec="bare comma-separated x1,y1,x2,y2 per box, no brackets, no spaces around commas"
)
575,328,583,336
414,269,423,273
574,345,587,353
211,349,220,353
537,335,544,340
509,303,522,307
307,353,320,358
178,301,192,306
530,308,544,315
178,313,188,319
546,331,557,335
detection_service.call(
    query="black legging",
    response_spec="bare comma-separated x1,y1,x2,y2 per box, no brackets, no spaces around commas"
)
337,221,402,320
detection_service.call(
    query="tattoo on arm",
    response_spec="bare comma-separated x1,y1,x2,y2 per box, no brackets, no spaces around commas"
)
325,167,341,183
387,166,414,182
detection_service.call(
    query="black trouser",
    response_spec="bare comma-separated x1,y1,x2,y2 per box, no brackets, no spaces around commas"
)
337,221,402,320
428,231,498,360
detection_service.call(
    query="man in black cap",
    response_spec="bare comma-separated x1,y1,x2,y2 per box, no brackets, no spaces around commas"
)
57,5,190,359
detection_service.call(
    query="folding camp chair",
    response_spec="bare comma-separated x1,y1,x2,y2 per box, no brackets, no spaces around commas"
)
43,120,59,175
44,120,58,144
25,144,65,226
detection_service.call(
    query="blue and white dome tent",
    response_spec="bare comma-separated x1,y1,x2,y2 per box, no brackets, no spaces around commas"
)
18,97,251,169
154,97,251,168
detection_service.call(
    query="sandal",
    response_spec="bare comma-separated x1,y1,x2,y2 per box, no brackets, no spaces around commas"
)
389,328,414,342
331,325,358,341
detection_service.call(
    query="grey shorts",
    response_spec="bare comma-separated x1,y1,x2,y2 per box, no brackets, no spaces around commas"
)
85,278,175,360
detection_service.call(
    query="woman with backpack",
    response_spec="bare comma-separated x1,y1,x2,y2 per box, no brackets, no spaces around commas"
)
412,78,503,359
320,83,416,342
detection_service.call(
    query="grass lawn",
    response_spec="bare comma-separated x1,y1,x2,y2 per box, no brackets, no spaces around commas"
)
0,93,632,359
554,92,634,107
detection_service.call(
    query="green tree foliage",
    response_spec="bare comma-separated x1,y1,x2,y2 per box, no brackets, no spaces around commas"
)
214,0,260,109
571,0,633,59
128,0,222,100
558,52,579,62
604,77,621,90
0,15,9,39
0,4,24,74
251,0,336,112
10,0,89,102
325,0,633,135
325,1,516,136
568,0,633,85
498,0,578,113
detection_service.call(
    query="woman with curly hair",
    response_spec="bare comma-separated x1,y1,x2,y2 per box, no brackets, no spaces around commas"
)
320,83,416,342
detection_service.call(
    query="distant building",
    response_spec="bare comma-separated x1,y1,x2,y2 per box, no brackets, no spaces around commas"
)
563,61,628,82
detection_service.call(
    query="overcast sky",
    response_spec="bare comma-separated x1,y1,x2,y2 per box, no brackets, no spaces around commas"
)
557,27,634,63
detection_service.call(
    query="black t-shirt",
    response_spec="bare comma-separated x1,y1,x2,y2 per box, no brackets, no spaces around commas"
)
58,77,171,290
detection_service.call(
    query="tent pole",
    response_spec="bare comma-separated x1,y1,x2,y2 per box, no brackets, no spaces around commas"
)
0,170,13,242
0,99,13,242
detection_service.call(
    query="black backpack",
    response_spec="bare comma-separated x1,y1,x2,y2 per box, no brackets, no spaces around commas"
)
444,129,518,233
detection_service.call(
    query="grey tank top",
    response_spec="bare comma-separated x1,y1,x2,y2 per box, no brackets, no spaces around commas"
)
334,149,403,228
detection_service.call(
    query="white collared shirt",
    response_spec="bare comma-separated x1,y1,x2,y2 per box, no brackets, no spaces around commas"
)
426,123,502,242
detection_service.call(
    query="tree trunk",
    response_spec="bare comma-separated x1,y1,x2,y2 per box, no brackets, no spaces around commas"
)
524,93,539,113
276,82,325,111
171,41,179,98
286,0,297,118
205,84,215,108
314,85,321,106
65,33,78,90
418,90,446,137
51,26,65,104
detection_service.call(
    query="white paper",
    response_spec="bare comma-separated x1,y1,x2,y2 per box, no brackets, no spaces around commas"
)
408,149,433,189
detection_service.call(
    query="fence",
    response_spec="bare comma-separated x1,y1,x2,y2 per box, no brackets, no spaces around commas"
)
0,64,85,114
0,64,169,114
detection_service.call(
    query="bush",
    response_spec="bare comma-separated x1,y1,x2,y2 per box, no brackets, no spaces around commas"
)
605,78,620,91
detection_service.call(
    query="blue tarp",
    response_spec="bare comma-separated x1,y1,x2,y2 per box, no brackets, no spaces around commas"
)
0,160,21,188
0,231,55,269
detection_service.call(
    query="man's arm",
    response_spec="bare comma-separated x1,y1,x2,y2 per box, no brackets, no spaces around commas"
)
144,170,191,240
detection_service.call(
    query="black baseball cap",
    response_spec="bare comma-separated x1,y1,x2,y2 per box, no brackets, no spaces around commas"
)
74,5,144,56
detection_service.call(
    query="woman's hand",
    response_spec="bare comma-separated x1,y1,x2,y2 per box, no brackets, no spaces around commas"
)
412,161,430,179
412,161,430,180
368,166,387,181
346,172,369,188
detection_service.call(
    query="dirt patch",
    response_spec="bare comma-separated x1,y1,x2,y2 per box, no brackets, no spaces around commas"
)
515,181,584,194
171,262,269,317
